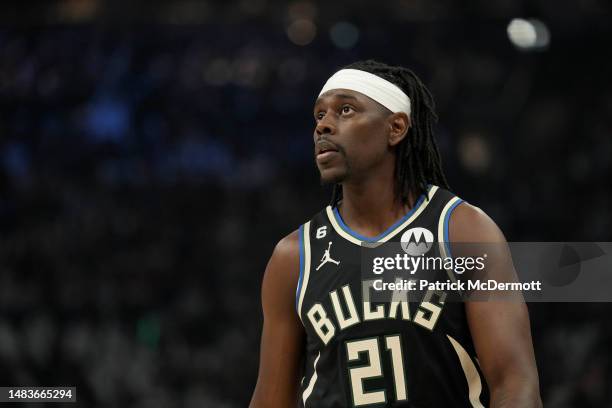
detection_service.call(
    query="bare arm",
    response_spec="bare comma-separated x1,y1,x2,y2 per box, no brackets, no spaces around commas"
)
250,230,305,408
450,204,542,408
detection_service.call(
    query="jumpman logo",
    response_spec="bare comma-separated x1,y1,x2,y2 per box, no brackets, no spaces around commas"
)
316,241,340,271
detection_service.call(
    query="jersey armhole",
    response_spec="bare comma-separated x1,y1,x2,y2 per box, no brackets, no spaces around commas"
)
437,197,465,289
295,224,305,311
295,222,312,321
443,198,465,258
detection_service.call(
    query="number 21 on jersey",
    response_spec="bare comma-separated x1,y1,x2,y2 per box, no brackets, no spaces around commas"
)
346,335,407,406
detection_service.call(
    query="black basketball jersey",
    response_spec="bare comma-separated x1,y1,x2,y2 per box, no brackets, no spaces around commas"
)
295,185,490,408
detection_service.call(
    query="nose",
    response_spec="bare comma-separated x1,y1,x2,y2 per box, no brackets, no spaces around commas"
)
315,112,336,137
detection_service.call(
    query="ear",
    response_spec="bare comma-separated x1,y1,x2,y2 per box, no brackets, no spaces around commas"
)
387,112,411,147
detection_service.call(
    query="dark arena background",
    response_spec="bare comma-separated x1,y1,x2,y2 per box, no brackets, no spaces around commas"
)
1,0,611,407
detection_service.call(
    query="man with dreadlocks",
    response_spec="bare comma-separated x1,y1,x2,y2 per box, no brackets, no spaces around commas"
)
250,60,541,407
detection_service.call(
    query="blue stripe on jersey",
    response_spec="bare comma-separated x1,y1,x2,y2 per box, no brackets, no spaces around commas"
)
296,224,305,311
332,192,427,243
443,199,464,257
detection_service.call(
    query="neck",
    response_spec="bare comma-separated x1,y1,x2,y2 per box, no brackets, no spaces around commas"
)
337,171,419,239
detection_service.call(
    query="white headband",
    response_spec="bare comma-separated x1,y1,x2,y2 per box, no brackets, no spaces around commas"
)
318,69,411,115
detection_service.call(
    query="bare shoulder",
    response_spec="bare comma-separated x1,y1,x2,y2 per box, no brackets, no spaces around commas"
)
449,201,515,285
267,229,300,283
271,229,300,264
449,201,506,243
262,229,301,308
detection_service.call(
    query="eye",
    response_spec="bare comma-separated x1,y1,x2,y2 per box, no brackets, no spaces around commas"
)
341,105,355,115
315,111,325,121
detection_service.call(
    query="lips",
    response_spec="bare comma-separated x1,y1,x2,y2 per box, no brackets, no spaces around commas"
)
315,140,339,156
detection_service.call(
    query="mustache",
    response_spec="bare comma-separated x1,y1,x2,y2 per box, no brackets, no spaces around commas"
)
315,138,346,157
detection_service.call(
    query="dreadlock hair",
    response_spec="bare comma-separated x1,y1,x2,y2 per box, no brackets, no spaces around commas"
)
329,60,449,207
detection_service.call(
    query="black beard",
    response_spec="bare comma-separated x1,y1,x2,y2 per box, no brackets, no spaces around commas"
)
318,160,351,186
315,143,349,186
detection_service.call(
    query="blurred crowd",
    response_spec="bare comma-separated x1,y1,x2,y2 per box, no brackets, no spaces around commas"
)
1,1,611,407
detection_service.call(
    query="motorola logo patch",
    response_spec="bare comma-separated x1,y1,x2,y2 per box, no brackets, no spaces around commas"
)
400,227,434,256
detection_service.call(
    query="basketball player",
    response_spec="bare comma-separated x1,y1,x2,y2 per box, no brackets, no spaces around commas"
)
250,60,541,407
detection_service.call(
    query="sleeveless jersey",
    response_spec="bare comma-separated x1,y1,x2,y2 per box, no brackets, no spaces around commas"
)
295,185,489,408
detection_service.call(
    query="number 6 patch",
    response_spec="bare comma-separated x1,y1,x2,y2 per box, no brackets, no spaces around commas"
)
316,226,327,239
